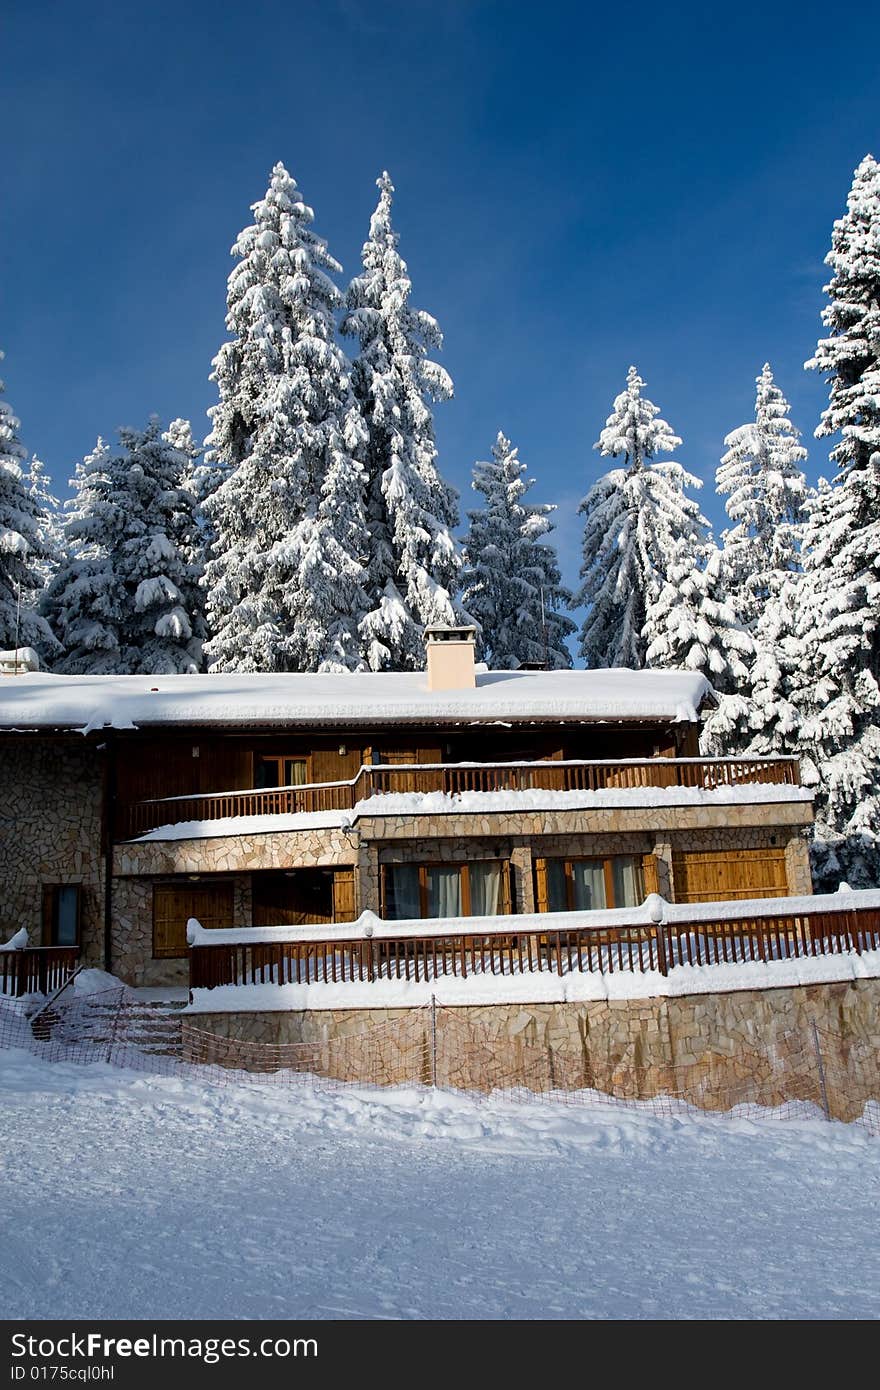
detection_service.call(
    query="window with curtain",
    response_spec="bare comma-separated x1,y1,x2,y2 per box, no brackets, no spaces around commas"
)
469,862,502,916
255,756,309,789
383,862,508,920
612,856,643,908
427,866,462,917
384,865,422,920
543,856,644,912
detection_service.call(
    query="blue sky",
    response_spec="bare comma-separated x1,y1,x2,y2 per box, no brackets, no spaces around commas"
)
4,0,880,590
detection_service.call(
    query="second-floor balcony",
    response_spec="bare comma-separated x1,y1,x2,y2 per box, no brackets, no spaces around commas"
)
116,755,803,840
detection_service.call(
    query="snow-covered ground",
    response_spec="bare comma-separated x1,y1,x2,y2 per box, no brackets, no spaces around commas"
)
1,1047,878,1320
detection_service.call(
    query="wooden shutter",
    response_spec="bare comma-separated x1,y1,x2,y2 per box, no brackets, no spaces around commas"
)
642,853,660,896
332,868,357,922
500,862,513,915
534,857,549,913
153,882,234,959
671,848,788,904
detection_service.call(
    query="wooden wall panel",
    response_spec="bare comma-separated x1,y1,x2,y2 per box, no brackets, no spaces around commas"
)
153,882,234,958
252,871,333,927
672,848,788,904
311,745,363,784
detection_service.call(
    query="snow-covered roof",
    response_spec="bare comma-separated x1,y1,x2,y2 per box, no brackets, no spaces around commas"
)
0,668,713,734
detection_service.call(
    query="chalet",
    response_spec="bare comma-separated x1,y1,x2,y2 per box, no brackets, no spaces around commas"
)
0,627,814,989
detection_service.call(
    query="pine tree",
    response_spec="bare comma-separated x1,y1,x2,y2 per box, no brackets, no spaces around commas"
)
45,422,205,674
204,163,369,673
716,363,808,627
576,366,706,669
800,154,880,886
41,439,122,672
341,171,463,670
24,456,63,593
645,542,752,683
701,365,808,755
0,355,59,660
461,432,575,668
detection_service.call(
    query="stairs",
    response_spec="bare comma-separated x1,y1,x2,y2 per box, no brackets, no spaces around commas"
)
31,992,186,1058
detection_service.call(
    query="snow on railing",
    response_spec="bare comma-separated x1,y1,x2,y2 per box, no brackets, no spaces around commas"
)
118,754,803,838
187,889,880,991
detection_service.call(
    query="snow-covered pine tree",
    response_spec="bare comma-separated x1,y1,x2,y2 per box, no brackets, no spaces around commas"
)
801,154,880,886
645,541,752,684
341,171,463,671
461,431,575,668
716,363,808,628
204,163,369,673
576,366,706,669
699,365,808,755
45,422,205,674
41,439,123,672
0,355,59,661
24,456,64,593
113,419,205,672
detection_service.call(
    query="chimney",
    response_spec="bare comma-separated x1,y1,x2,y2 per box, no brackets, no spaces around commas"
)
425,625,477,691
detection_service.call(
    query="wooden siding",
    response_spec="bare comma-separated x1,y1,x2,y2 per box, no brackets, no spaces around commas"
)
672,848,789,903
252,871,333,927
114,726,695,809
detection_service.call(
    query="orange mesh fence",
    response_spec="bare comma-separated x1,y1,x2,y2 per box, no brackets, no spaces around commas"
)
1,987,877,1136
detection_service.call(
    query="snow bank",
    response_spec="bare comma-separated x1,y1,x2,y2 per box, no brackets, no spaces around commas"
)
73,968,131,998
0,667,712,733
0,928,28,951
3,1043,878,1320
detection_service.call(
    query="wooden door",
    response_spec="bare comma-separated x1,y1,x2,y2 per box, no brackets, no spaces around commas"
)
153,882,234,958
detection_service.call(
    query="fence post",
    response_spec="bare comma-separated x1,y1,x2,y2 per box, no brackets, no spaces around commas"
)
430,993,438,1088
810,1019,831,1122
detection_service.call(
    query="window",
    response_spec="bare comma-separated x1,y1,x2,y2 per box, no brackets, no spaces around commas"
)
539,856,645,913
382,862,510,920
254,756,309,789
42,885,81,946
153,882,235,959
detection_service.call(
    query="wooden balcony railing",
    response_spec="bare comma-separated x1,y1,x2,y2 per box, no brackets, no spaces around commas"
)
0,946,80,998
188,893,880,993
117,755,802,839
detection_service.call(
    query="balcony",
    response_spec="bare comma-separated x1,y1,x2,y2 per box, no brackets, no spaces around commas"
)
116,755,802,840
186,890,880,994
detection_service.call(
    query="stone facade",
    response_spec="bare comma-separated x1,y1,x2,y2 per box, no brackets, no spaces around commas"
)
2,729,815,989
357,822,812,915
110,873,253,987
114,825,357,878
0,738,106,966
190,977,880,1122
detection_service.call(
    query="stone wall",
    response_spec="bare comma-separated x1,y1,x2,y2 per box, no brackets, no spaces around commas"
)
190,977,880,1122
0,739,106,965
114,825,356,877
110,874,252,987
